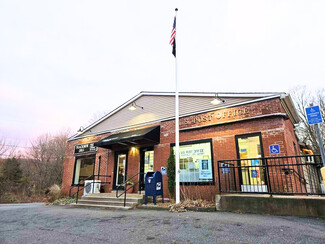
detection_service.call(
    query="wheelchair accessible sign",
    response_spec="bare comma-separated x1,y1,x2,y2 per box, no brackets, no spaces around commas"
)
305,105,323,125
269,144,280,154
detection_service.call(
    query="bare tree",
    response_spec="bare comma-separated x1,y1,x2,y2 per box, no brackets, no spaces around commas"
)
0,136,17,158
290,86,325,154
23,131,70,191
86,110,109,126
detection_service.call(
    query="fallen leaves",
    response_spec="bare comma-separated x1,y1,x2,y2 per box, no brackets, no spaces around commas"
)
169,199,215,212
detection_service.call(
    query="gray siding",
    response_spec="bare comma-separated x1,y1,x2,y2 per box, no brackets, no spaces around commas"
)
82,95,261,136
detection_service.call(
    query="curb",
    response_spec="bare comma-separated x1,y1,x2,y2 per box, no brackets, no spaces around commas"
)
137,205,169,211
137,205,217,212
186,207,216,212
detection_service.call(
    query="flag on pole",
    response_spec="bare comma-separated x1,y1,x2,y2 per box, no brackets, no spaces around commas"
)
170,16,176,57
171,8,180,204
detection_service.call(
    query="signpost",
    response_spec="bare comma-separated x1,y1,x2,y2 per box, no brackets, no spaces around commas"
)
305,106,323,125
305,105,325,167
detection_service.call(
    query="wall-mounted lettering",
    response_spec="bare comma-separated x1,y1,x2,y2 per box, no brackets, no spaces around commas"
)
181,108,250,127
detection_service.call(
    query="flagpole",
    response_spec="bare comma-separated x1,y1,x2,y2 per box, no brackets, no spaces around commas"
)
174,8,180,204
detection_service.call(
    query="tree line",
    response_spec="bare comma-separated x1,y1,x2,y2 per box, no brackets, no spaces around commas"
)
0,131,69,203
291,86,325,155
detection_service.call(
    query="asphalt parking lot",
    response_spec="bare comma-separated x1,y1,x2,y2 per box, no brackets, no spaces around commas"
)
0,203,324,244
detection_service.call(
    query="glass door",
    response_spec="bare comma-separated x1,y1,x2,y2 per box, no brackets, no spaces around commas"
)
115,153,127,188
140,149,154,190
236,134,267,192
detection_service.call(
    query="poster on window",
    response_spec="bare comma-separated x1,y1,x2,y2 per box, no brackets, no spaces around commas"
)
199,159,212,180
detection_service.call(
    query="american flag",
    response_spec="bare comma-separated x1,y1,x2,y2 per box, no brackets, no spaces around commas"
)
170,16,176,57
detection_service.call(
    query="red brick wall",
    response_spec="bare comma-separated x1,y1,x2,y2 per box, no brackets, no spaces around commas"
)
61,98,299,200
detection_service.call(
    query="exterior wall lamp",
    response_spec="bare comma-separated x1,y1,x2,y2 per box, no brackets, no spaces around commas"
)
77,126,84,135
211,93,225,105
129,102,144,111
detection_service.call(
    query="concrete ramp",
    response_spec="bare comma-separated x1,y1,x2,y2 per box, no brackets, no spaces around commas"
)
215,194,325,218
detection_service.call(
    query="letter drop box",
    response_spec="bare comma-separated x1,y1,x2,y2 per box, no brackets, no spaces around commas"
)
144,171,164,205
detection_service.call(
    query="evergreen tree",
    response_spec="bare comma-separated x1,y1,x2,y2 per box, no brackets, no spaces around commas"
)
0,158,23,183
167,149,176,199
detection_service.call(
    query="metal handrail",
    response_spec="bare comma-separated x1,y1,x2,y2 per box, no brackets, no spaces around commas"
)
69,174,94,197
69,174,111,204
217,154,324,196
116,172,145,207
281,168,307,185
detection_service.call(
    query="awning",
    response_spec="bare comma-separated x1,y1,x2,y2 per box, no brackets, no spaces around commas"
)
94,126,160,149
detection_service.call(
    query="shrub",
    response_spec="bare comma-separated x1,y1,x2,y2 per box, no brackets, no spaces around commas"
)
47,184,61,202
167,149,175,199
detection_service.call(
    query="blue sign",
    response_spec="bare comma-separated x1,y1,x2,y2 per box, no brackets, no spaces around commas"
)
269,144,280,154
199,159,213,179
221,163,230,174
161,167,167,175
305,106,323,125
251,159,260,166
251,170,259,178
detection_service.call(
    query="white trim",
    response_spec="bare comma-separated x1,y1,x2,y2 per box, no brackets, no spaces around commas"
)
68,95,283,142
140,91,284,97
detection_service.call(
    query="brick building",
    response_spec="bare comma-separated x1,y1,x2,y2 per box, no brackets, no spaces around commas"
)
62,92,300,200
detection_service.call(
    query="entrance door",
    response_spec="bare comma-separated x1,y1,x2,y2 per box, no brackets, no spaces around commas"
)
114,152,127,189
139,149,154,190
236,133,267,192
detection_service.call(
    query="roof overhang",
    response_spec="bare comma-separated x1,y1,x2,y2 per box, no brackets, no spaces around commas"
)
94,126,160,149
280,94,300,125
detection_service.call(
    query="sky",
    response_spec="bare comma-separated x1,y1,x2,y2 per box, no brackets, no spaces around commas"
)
1,0,325,149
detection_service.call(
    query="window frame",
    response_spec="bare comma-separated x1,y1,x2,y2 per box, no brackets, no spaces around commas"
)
71,154,96,186
235,132,264,160
170,138,215,185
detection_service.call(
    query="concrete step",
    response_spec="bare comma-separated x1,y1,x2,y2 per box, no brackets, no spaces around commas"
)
70,193,144,210
77,199,135,207
70,203,132,210
82,196,143,203
91,192,145,198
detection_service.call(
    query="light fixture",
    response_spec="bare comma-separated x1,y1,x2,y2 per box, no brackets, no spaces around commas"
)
129,102,144,111
211,93,225,105
77,126,84,135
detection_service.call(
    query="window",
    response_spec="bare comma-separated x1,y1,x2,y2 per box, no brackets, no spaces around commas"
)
144,150,154,173
173,141,213,183
237,135,262,159
73,156,95,185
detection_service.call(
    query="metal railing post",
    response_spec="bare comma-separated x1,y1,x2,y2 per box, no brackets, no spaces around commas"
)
264,158,272,195
76,185,79,204
124,187,127,207
217,162,222,193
